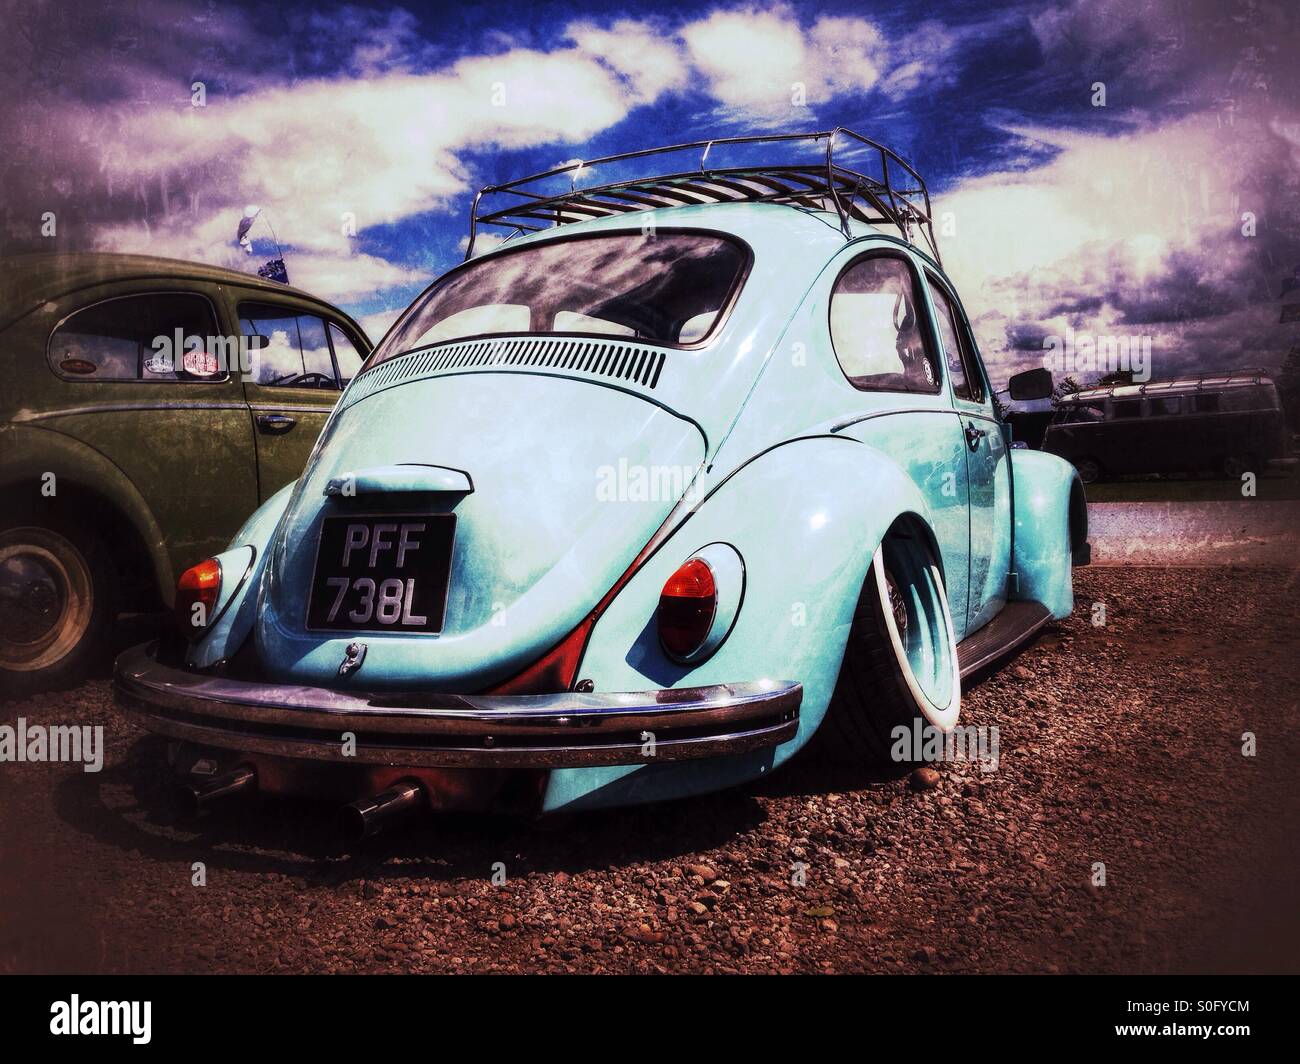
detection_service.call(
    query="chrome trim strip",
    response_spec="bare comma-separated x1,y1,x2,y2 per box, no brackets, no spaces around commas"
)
14,401,248,422
247,403,336,413
114,643,801,769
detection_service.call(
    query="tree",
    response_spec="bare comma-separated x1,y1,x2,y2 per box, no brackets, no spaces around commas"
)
1051,375,1084,406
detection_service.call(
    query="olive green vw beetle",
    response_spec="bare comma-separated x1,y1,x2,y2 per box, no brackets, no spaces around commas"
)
0,253,370,696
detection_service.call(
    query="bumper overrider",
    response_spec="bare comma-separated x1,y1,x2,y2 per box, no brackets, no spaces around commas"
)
113,642,802,771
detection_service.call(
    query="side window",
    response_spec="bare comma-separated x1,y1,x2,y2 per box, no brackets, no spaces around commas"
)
239,303,339,389
1149,396,1182,416
1193,393,1220,413
48,292,221,382
829,255,939,394
1061,401,1106,423
1112,399,1143,419
328,323,365,386
926,276,982,402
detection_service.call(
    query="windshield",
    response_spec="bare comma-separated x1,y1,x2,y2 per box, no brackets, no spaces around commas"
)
366,231,748,368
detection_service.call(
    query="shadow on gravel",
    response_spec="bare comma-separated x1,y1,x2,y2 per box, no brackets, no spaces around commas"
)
54,615,1041,888
53,734,774,886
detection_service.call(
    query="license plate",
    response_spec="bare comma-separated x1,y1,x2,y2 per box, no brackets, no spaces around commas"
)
306,515,455,633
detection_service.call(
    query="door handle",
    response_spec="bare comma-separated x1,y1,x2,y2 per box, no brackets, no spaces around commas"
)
256,413,297,434
965,422,987,451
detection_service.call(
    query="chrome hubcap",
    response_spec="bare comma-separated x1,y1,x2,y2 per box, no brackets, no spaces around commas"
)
885,568,909,649
0,552,64,645
0,529,93,672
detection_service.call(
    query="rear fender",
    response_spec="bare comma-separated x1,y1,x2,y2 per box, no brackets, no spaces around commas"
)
186,481,297,668
1010,449,1084,619
544,435,938,811
0,423,171,602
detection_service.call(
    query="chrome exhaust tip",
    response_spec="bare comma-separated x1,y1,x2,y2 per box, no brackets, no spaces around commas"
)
173,764,256,818
340,780,425,841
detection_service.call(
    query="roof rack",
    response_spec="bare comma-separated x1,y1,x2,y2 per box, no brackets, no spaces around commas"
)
1062,368,1274,401
464,128,940,265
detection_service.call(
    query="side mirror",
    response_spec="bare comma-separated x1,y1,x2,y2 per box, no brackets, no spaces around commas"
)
1008,367,1053,401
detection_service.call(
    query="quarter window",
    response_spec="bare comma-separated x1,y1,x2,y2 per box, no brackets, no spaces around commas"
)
239,303,339,389
829,255,939,394
927,276,984,402
48,293,221,382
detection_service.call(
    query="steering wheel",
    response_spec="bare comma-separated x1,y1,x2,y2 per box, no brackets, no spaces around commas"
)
269,372,335,389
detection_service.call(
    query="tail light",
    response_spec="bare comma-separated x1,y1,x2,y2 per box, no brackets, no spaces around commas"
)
175,558,222,637
658,558,717,661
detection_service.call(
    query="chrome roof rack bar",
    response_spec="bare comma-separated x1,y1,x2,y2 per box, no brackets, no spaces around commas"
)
464,128,940,265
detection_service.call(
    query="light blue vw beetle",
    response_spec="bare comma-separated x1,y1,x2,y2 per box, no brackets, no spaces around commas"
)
116,130,1087,838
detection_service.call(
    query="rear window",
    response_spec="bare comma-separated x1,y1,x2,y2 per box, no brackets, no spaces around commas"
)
367,232,748,367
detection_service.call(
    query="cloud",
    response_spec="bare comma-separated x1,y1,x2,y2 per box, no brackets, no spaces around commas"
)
676,6,964,118
937,109,1300,385
1,1,988,321
567,18,692,103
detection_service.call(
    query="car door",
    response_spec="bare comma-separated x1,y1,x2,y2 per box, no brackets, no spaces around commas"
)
925,272,1011,636
825,249,974,640
232,295,367,502
42,282,259,576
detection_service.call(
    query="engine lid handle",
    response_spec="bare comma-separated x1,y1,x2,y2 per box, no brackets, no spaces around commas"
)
323,463,474,497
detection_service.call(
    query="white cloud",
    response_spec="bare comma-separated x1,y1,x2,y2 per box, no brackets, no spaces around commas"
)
936,111,1297,383
676,7,966,118
568,19,692,103
0,3,987,319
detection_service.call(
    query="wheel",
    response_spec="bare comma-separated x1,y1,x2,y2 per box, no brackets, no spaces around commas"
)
0,518,116,699
1073,457,1102,484
809,527,961,769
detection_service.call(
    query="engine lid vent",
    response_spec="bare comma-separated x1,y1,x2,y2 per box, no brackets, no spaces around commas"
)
345,336,669,408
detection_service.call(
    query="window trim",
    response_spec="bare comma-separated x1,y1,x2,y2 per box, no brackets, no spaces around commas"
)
924,269,987,405
46,289,229,384
363,227,755,371
826,248,942,397
326,320,365,388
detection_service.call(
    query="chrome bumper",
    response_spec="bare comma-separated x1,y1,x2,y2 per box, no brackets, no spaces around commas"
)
113,643,801,770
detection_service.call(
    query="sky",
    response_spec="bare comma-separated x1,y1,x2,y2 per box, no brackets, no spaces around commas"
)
2,0,1298,387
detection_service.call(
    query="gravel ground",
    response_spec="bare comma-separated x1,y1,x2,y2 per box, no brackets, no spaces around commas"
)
2,566,1298,974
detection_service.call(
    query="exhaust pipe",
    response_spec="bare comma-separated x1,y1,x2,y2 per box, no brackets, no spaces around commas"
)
340,780,425,841
173,764,256,818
